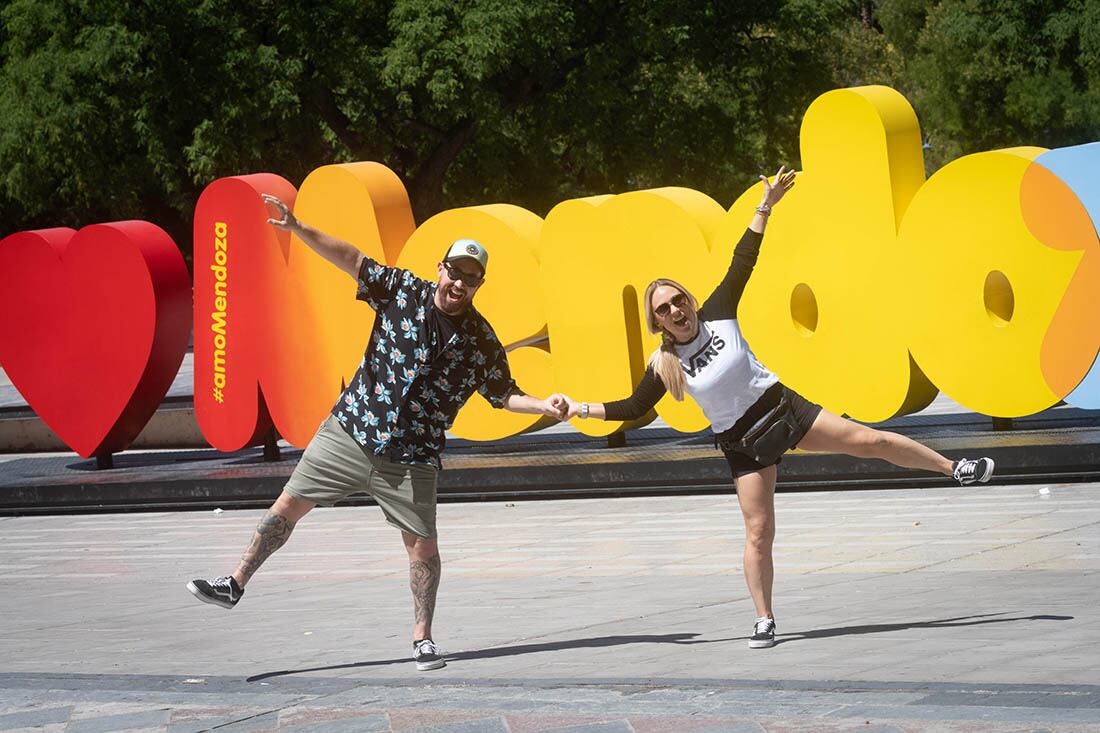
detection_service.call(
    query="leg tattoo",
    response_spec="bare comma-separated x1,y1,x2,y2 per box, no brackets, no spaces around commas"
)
237,512,295,584
410,553,442,628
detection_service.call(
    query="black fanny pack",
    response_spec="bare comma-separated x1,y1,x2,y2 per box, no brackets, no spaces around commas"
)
715,391,798,466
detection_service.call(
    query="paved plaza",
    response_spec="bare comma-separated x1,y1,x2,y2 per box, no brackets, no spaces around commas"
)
1,481,1098,731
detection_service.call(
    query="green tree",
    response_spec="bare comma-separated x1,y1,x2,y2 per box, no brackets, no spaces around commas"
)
878,0,1100,171
0,0,895,258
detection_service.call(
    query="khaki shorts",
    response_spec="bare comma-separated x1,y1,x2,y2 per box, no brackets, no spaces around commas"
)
285,414,439,538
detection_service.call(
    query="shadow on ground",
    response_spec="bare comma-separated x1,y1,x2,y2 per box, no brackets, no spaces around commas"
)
247,612,1072,682
247,633,702,682
774,612,1073,646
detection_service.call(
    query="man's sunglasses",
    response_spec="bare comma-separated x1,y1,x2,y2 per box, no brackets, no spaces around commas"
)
653,293,689,317
443,261,484,287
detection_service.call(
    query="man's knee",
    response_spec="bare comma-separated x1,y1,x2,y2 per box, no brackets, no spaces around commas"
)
270,491,315,522
403,532,439,559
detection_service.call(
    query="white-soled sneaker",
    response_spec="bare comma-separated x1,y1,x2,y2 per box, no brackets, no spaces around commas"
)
413,639,446,671
748,617,776,648
952,457,995,486
187,575,243,609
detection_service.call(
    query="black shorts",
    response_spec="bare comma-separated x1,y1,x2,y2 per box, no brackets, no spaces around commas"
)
717,382,823,478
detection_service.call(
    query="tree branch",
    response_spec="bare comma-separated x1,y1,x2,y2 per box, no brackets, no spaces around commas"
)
407,117,475,218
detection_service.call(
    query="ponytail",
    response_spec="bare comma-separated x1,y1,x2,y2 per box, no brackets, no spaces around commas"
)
649,335,687,401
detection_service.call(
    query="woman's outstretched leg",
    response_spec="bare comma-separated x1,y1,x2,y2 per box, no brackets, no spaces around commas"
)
796,409,993,484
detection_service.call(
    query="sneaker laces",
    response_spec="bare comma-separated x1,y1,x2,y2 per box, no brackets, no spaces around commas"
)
953,459,975,481
414,639,441,656
753,617,775,635
211,576,241,599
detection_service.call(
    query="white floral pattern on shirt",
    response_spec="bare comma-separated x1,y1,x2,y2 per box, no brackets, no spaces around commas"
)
331,257,517,468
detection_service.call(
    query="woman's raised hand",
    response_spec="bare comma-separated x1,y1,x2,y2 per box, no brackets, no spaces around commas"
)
759,166,796,208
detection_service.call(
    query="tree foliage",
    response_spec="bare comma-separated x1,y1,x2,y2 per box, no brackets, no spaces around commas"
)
2,0,1098,258
880,0,1100,171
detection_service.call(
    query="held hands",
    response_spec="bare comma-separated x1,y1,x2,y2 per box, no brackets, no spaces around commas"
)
758,166,796,209
562,395,584,420
543,394,586,421
545,393,571,421
262,194,301,232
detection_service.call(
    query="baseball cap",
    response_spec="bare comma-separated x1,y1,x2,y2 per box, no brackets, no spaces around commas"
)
443,239,488,275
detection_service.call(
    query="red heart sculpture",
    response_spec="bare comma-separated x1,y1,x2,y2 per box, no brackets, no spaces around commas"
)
0,222,191,458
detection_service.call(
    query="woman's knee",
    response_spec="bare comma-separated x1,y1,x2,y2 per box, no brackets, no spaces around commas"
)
868,430,898,455
847,428,892,457
744,518,775,550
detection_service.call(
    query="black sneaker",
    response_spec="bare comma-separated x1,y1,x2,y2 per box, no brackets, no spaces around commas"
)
749,617,776,648
413,639,446,671
952,457,994,486
187,576,243,609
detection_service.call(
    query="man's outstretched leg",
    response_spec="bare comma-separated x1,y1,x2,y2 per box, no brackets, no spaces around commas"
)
188,491,316,609
404,531,445,670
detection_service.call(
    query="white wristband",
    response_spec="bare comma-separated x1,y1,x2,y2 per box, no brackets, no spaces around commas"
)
580,402,590,419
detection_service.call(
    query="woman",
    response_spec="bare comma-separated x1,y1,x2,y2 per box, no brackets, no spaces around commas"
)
562,166,994,649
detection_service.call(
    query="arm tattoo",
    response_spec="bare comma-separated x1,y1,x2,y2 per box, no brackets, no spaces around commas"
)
410,553,442,627
237,512,295,583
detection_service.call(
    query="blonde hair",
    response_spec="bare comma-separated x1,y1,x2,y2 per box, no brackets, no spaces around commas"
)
643,278,699,401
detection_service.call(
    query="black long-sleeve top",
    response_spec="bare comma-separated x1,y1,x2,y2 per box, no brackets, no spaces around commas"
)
603,227,765,421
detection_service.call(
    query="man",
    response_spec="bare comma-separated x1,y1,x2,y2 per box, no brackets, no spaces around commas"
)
188,194,567,671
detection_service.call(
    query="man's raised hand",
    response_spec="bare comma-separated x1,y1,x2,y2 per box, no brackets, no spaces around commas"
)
262,194,299,231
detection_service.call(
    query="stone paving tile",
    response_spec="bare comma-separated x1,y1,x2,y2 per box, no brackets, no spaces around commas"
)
503,715,640,733
392,712,509,732
208,711,281,732
537,722,635,732
827,702,1100,725
65,708,172,732
278,711,392,733
635,719,766,733
0,705,72,731
166,709,271,733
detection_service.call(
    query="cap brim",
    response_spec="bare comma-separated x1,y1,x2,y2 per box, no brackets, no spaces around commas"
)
445,255,486,275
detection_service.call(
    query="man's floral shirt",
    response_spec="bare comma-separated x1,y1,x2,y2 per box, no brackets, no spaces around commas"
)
331,257,518,469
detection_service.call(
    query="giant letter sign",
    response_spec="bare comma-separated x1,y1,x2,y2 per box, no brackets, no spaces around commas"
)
899,147,1100,416
5,84,1100,463
193,164,415,451
186,84,1098,443
734,86,936,422
393,204,557,440
1030,143,1100,410
541,188,731,434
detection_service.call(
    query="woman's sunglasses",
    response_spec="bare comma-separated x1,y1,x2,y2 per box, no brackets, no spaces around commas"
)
653,292,689,317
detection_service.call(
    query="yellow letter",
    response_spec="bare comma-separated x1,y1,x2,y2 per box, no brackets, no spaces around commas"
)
734,86,937,421
394,204,555,440
541,188,728,434
899,147,1100,416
